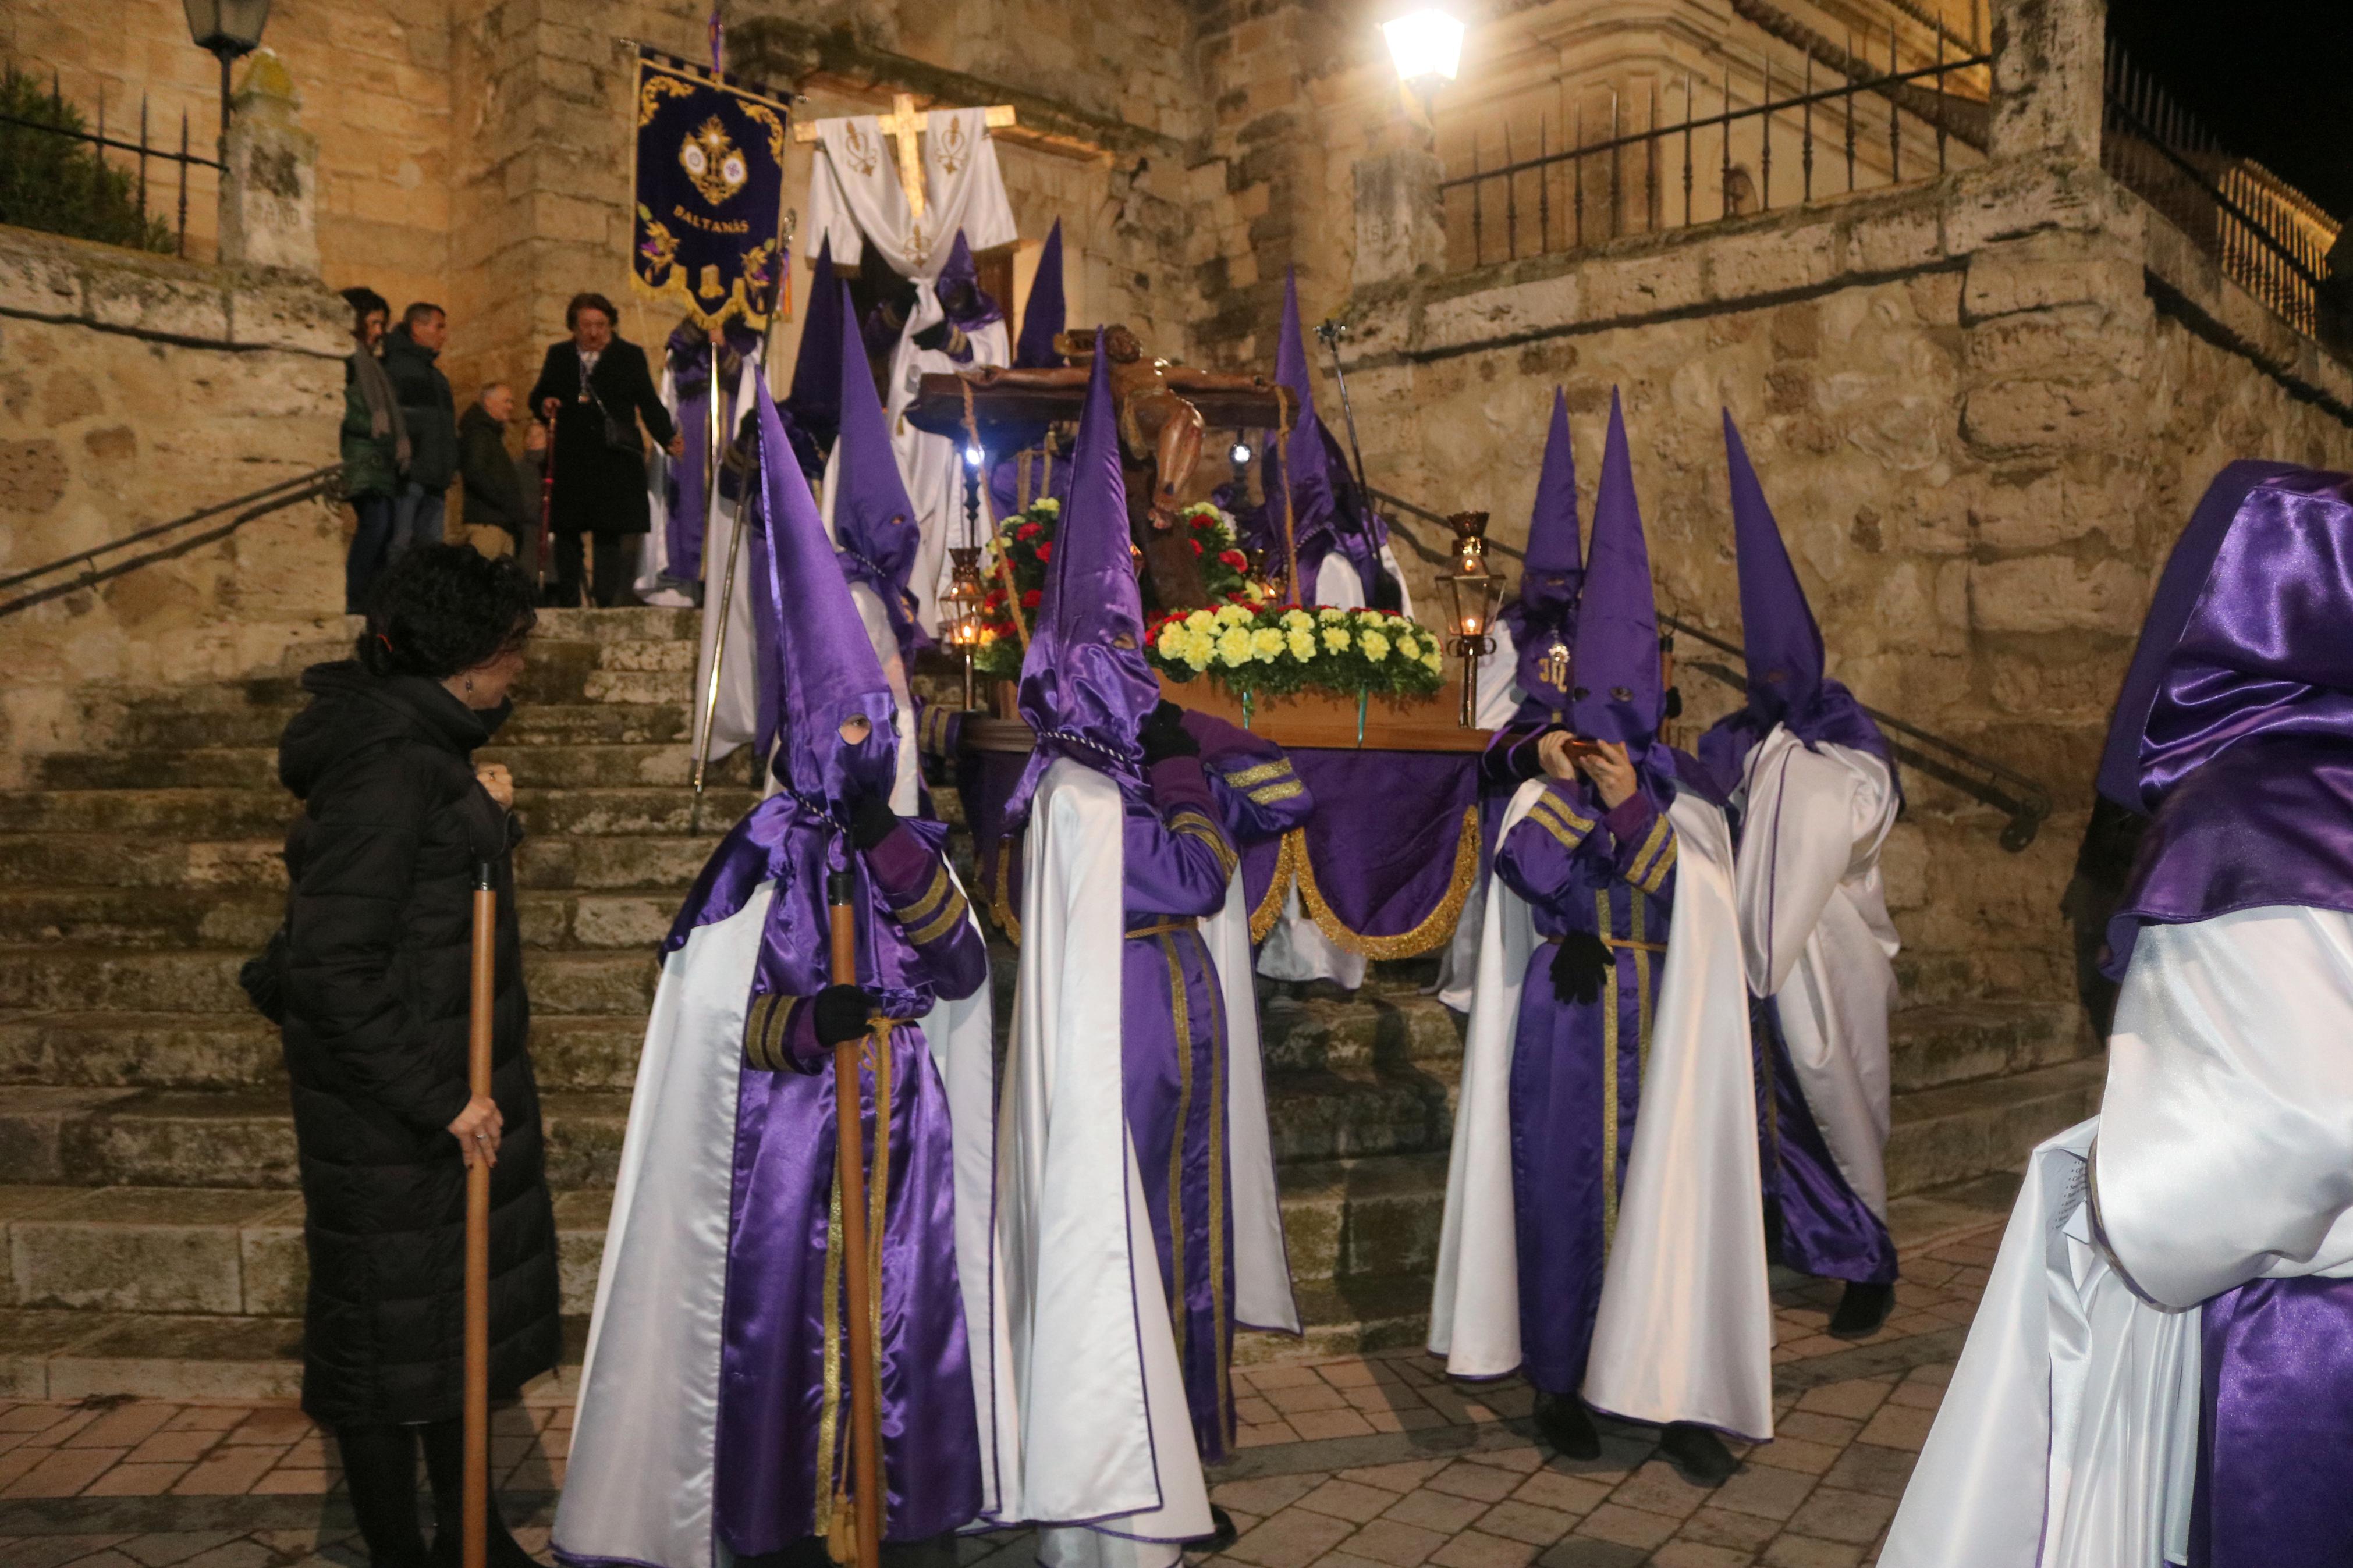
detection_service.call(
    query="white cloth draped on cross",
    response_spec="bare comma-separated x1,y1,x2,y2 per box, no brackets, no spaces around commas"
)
801,100,1018,281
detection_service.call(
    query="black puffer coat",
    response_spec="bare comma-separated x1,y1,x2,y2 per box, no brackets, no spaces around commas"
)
277,661,560,1426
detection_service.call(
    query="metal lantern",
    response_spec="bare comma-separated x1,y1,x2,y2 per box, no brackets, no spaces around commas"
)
184,0,272,140
941,546,989,710
1439,510,1506,728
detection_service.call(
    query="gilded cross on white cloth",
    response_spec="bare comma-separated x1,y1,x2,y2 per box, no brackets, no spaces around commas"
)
795,94,1017,220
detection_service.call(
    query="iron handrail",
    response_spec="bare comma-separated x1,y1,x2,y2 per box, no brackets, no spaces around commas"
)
0,463,346,621
1366,485,2053,849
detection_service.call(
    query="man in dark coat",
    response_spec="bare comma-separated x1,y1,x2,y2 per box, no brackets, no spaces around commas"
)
383,303,459,560
528,291,682,607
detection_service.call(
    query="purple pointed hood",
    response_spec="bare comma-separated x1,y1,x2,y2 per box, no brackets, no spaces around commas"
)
1567,392,1667,771
1006,332,1159,820
2093,461,2353,977
746,372,899,812
1013,221,1066,369
1271,269,1337,566
782,236,844,453
830,277,926,664
1503,390,1582,714
1697,412,1892,791
936,230,1003,332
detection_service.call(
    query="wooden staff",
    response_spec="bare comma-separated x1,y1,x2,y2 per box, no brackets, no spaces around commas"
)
828,867,884,1568
463,859,496,1568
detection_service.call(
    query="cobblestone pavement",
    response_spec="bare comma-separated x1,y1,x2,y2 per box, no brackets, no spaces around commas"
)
0,1231,1999,1568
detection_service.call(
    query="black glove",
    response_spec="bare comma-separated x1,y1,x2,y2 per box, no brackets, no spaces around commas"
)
1549,932,1613,1007
1663,685,1684,720
811,984,875,1048
1140,700,1199,765
846,791,897,851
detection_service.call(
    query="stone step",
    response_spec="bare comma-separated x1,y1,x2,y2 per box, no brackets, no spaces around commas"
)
0,831,724,891
37,739,759,794
113,698,696,753
1887,1000,2093,1094
0,945,668,1016
0,785,758,841
1885,1055,2106,1198
0,883,715,954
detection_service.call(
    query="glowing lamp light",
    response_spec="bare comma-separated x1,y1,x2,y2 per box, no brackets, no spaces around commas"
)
1439,511,1504,728
961,443,985,471
1382,9,1464,97
1230,440,1253,465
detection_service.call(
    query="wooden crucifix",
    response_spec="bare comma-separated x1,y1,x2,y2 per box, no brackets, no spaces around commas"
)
793,93,1018,217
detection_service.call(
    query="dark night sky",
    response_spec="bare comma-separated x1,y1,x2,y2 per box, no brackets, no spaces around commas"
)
2104,0,2353,222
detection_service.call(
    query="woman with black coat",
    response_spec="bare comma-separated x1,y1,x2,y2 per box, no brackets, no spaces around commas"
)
527,290,683,609
277,544,559,1568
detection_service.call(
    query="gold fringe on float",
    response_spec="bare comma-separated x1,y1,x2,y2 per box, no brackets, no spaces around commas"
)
1282,806,1482,960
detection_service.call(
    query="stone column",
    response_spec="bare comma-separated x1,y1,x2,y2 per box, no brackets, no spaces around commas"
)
1988,0,2107,162
217,50,320,276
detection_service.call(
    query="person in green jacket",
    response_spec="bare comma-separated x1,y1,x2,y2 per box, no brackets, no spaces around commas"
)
340,286,409,612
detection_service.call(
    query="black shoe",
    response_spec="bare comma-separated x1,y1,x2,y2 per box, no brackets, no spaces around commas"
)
1829,1281,1896,1341
1184,1505,1240,1552
1534,1392,1600,1460
1658,1423,1738,1488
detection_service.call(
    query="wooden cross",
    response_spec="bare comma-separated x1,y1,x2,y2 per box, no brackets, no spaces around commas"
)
795,93,1018,218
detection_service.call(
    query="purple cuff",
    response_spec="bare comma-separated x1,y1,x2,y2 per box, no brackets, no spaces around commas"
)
861,821,938,904
1602,793,1657,846
1147,755,1217,816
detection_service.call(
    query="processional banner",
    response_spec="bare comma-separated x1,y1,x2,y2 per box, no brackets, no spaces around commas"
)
630,48,793,333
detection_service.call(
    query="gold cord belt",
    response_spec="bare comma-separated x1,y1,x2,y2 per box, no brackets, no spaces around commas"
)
1125,918,1199,940
1541,932,1667,955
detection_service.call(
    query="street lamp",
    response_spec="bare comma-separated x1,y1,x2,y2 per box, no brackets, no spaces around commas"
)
184,0,272,144
1439,511,1504,728
1382,9,1465,120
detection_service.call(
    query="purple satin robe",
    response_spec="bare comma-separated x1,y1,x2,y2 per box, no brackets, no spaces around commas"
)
2189,1275,2353,1567
715,822,990,1553
1492,776,1678,1398
1120,755,1247,1464
1752,1000,1897,1286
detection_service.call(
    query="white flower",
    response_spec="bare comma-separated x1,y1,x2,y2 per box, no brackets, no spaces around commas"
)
1361,630,1392,662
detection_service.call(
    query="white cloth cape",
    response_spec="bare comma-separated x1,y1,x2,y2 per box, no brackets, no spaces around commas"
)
1311,546,1416,619
804,109,1017,279
988,760,1295,1566
551,877,999,1568
1428,780,1773,1440
1885,905,2353,1567
686,351,769,761
1734,726,1901,1219
889,287,1010,637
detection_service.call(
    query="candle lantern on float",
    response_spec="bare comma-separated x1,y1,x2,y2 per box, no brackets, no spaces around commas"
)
1439,510,1505,728
940,547,989,711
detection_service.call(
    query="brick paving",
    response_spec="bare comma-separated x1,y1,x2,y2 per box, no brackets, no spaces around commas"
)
0,1232,1999,1568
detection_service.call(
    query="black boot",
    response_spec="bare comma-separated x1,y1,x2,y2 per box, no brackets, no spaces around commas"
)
419,1416,541,1568
1658,1423,1738,1488
335,1424,433,1568
1183,1505,1241,1552
1829,1281,1896,1341
1534,1392,1600,1460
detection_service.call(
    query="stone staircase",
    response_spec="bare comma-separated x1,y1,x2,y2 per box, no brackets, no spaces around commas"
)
0,609,2098,1398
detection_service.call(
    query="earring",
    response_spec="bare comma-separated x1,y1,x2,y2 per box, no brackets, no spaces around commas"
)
464,678,476,696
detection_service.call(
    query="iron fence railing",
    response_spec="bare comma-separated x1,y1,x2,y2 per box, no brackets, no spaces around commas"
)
2100,41,2343,347
1439,22,1991,271
0,464,346,622
1367,485,2053,849
0,66,217,258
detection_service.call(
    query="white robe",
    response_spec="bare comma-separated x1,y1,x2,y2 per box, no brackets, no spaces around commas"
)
889,287,1012,638
1882,905,2353,1567
551,878,999,1568
1310,545,1416,618
686,351,768,763
1428,780,1773,1439
1732,727,1901,1219
989,760,1295,1568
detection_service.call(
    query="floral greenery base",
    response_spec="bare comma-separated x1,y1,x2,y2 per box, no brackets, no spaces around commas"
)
971,498,1263,683
1148,603,1445,700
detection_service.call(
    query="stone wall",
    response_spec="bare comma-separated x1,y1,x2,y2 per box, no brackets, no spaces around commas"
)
1330,154,2353,1004
0,227,350,786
